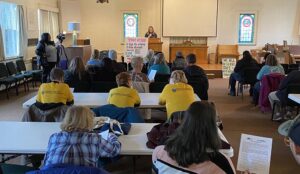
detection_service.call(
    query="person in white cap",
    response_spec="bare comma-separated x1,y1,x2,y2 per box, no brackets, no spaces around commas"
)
278,116,300,164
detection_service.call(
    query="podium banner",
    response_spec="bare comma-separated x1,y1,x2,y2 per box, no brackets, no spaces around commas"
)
124,37,148,63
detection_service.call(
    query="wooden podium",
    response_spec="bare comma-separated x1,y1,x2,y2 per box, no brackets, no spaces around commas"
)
148,38,163,52
169,44,208,64
66,45,92,64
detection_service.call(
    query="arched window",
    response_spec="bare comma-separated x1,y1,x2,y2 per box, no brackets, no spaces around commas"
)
238,13,256,45
123,13,139,38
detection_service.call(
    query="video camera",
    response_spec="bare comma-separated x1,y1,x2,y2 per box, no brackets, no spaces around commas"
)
57,33,66,43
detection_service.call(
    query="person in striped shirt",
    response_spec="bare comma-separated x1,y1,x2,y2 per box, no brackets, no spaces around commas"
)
43,106,121,167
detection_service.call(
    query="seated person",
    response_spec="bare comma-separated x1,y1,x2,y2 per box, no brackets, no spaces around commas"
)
91,57,116,82
288,123,300,165
184,53,209,89
108,72,141,108
36,68,74,109
228,51,259,96
43,106,121,167
252,54,285,105
129,57,149,83
159,70,195,119
86,49,102,67
261,52,271,66
172,51,187,70
268,70,300,120
108,49,126,73
144,49,155,65
64,57,90,87
152,101,235,174
278,116,300,165
148,52,170,75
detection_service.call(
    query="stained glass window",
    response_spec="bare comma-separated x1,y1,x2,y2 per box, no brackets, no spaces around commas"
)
238,14,256,45
123,13,138,38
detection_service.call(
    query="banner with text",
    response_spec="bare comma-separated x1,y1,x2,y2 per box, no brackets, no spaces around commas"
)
222,58,237,79
124,37,148,63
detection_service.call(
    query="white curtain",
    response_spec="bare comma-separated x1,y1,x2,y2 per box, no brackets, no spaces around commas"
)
38,9,50,35
50,12,59,39
18,5,28,58
38,9,59,39
0,27,4,61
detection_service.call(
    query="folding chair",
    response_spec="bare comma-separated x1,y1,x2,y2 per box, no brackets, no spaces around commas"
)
90,81,118,92
6,62,27,93
0,63,17,99
271,84,300,120
237,67,260,99
154,74,170,82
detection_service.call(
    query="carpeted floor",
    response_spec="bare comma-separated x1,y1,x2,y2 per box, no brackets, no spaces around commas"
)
0,78,299,174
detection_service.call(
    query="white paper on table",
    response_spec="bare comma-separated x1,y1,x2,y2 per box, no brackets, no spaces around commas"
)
148,70,157,82
237,134,273,174
99,130,109,141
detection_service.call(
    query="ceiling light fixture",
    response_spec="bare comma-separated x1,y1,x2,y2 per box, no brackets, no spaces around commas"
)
96,0,109,3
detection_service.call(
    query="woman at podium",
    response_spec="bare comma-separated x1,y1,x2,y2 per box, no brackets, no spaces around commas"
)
145,26,157,38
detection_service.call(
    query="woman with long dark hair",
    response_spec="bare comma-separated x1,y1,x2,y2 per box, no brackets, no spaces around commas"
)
152,101,235,173
36,33,58,83
64,57,89,87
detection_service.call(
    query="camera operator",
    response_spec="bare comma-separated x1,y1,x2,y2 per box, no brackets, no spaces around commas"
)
35,33,58,83
56,33,68,69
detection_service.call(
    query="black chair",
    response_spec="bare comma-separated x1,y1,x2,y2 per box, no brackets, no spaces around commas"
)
167,63,172,70
149,82,168,93
154,74,170,82
271,83,300,120
31,57,41,70
73,81,91,93
15,59,34,89
142,63,148,74
188,81,208,100
6,62,27,94
87,67,116,82
287,64,299,74
281,64,289,74
90,81,118,92
237,67,260,98
16,59,42,87
0,63,17,99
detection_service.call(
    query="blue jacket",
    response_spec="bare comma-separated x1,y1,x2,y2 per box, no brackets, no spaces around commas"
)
149,64,170,75
27,164,109,174
93,104,144,123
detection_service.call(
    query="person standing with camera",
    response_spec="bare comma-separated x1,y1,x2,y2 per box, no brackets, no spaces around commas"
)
36,33,59,83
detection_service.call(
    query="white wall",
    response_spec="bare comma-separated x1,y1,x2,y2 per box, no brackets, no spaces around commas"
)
208,0,300,54
10,0,298,61
67,0,300,59
75,0,162,56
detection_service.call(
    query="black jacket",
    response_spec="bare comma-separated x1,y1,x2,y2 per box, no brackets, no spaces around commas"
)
276,70,300,105
184,65,209,100
64,70,90,87
234,58,259,76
